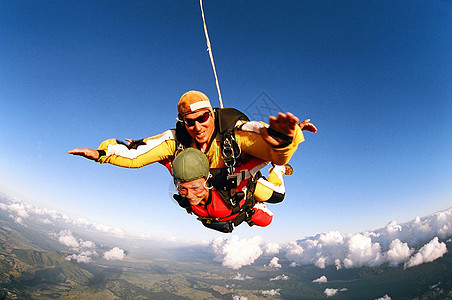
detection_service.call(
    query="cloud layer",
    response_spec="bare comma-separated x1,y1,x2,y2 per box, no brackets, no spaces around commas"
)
1,194,450,271
210,236,266,269
0,195,125,237
325,288,347,297
104,247,126,260
210,208,451,269
52,230,126,263
313,275,328,283
0,196,127,264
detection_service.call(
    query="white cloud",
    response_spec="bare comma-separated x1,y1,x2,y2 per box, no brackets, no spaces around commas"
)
73,218,91,226
232,296,248,300
57,230,99,263
285,208,452,269
324,288,339,297
66,253,92,263
80,240,96,249
334,259,342,270
312,275,327,283
375,295,391,300
386,239,413,266
93,223,125,236
385,221,402,234
319,230,345,246
270,274,289,281
286,241,304,258
324,288,347,297
11,215,23,224
233,273,253,280
404,237,447,269
343,234,383,268
104,247,126,261
263,242,281,255
262,289,280,296
210,235,264,269
380,209,452,246
65,250,98,263
1,200,29,222
436,210,452,238
58,230,80,248
268,257,281,268
0,197,127,238
9,202,29,219
39,218,53,224
315,256,327,269
82,250,97,257
206,208,452,271
286,231,383,269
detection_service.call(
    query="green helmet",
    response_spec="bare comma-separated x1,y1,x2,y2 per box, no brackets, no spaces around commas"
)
172,148,210,182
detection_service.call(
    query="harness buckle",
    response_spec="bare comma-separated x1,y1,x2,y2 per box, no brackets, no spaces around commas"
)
226,173,238,197
222,133,241,174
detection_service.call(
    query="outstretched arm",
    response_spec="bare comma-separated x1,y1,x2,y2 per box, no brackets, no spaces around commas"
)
68,130,178,168
68,148,99,161
236,112,316,165
260,113,316,147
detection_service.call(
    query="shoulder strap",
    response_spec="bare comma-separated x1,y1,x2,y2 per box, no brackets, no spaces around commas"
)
174,108,251,209
214,108,249,173
175,121,192,149
195,177,259,230
215,107,249,135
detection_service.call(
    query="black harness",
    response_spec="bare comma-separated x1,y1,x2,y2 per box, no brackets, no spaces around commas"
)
174,108,263,233
128,108,263,233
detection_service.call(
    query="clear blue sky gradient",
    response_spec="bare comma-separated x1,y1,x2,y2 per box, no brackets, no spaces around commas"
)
1,1,451,243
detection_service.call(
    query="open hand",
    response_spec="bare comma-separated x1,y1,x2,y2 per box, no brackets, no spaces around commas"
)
68,148,99,161
299,119,317,133
259,112,299,146
268,112,299,138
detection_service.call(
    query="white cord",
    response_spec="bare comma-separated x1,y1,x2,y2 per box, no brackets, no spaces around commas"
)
199,0,224,108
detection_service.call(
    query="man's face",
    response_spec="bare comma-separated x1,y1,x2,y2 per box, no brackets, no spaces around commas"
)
177,177,208,206
183,109,215,145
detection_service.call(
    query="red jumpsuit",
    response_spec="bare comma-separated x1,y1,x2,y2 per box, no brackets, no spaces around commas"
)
189,157,275,227
190,189,273,227
165,156,281,228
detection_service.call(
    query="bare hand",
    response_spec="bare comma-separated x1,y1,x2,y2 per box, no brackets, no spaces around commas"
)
299,119,317,133
260,114,316,146
259,112,299,146
268,112,299,137
68,148,99,161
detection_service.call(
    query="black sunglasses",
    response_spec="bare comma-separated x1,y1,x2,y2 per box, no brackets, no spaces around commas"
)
183,111,211,127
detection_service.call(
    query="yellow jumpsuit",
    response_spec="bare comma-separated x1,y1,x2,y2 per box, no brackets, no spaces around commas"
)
96,120,303,204
97,120,304,169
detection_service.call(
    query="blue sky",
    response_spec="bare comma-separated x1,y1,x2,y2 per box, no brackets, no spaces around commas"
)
1,0,451,244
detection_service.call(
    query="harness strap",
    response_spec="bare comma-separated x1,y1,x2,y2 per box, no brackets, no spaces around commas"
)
216,108,246,175
195,174,260,229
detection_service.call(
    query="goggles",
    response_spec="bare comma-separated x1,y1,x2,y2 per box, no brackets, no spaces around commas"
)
176,181,205,196
183,111,211,127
